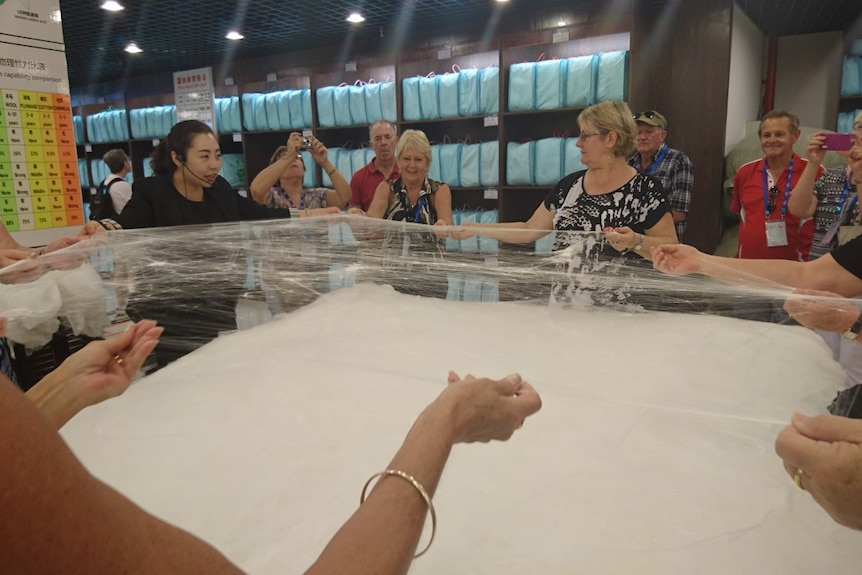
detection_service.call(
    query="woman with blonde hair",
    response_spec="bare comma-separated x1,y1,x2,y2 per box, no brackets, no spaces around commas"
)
452,100,676,257
356,129,453,226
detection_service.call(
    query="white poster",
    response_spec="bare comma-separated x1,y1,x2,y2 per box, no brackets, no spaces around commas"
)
173,67,216,129
0,0,82,243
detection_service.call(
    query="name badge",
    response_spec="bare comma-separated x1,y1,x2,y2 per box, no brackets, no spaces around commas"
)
765,220,788,247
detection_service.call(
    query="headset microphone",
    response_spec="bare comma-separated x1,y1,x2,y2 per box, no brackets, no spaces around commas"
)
181,161,213,186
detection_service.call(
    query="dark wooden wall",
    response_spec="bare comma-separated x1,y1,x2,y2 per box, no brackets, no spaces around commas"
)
630,0,734,252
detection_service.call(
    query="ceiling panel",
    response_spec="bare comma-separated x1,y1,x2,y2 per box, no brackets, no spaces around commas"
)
58,0,861,89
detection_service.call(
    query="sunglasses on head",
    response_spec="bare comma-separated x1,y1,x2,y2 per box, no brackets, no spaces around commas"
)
634,110,659,120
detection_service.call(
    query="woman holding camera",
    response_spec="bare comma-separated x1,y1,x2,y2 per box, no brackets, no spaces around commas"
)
250,132,349,216
789,111,862,260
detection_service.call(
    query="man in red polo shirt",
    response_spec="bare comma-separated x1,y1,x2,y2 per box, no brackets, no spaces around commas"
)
732,110,823,261
349,121,400,212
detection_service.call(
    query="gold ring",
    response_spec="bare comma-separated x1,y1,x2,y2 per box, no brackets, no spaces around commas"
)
114,354,124,365
793,468,805,491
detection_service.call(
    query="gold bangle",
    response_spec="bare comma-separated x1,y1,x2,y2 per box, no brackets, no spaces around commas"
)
361,469,436,558
326,167,336,176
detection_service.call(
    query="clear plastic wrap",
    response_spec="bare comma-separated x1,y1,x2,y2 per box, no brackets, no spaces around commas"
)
4,216,862,572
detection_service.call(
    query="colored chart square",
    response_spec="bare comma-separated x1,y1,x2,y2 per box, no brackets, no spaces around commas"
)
25,129,42,146
43,148,59,162
2,215,19,232
42,129,57,146
30,179,48,195
1,197,15,214
52,93,70,107
35,212,53,229
66,210,84,226
21,110,39,128
46,165,61,180
0,179,12,195
29,163,47,180
0,146,8,162
51,211,69,227
65,192,82,211
26,147,43,163
16,197,32,214
57,129,74,146
50,196,65,211
55,112,72,131
7,127,22,145
33,196,50,212
17,214,35,231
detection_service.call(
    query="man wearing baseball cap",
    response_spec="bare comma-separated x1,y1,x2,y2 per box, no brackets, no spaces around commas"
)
628,110,693,241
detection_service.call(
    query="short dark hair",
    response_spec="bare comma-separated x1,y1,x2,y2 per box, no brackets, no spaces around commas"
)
102,148,128,173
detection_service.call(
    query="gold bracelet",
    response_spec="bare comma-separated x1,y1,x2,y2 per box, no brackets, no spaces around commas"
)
326,167,336,176
361,469,437,558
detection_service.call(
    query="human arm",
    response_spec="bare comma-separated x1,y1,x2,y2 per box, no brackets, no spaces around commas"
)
788,133,827,219
449,202,554,244
432,183,453,226
349,172,364,209
304,372,541,575
25,320,163,429
249,133,303,204
0,373,246,574
366,180,392,219
308,137,349,209
775,412,862,530
783,288,862,342
605,212,678,261
651,244,862,297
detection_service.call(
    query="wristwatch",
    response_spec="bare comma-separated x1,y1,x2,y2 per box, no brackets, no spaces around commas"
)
633,233,645,252
842,310,862,340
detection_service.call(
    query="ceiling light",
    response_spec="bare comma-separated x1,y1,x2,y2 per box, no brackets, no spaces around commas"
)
101,1,124,11
226,31,244,40
557,20,567,27
124,42,142,54
346,12,365,23
494,0,510,3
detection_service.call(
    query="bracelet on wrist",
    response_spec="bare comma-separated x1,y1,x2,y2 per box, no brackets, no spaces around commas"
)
361,469,436,558
326,167,336,176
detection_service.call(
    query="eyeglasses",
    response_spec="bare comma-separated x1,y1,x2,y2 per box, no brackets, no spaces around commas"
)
767,186,779,212
578,131,607,140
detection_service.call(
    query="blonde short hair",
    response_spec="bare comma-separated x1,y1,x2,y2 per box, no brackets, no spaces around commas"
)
855,111,862,127
395,129,432,166
577,100,637,157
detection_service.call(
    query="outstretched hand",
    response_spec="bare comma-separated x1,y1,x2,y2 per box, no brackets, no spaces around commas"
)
783,288,861,334
28,320,163,429
651,243,702,275
775,413,862,530
442,371,542,443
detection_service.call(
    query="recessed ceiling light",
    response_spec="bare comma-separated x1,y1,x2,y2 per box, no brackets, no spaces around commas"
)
557,20,567,27
494,0,510,3
124,42,142,54
226,31,244,40
101,1,124,11
346,12,365,23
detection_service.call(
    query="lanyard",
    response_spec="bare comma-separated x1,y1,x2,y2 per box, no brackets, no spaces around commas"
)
762,157,793,218
279,189,304,209
646,145,669,176
835,171,856,216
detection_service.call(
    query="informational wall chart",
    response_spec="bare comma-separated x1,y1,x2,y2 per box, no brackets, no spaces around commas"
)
1,87,82,231
1,0,83,241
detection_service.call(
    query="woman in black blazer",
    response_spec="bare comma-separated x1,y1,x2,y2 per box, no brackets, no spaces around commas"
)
79,120,316,368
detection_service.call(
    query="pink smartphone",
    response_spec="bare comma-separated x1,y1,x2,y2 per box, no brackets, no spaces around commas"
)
821,133,856,151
